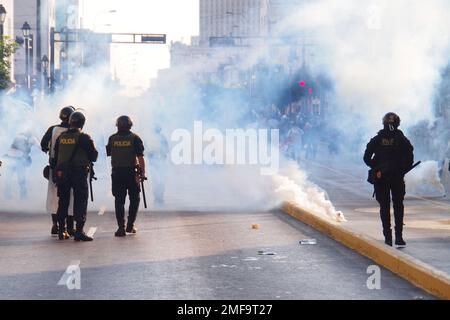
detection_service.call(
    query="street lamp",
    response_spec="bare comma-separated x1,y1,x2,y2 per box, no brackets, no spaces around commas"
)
0,4,6,38
41,55,49,93
22,22,31,90
41,55,49,70
59,47,68,83
60,48,66,59
21,21,31,37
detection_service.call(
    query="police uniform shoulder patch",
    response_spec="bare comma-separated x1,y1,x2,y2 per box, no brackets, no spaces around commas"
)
381,138,395,146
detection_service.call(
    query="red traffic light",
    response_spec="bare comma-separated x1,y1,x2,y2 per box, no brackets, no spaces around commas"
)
308,88,313,94
298,81,306,87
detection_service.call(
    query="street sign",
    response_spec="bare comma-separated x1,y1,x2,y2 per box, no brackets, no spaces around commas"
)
142,34,166,44
53,30,166,45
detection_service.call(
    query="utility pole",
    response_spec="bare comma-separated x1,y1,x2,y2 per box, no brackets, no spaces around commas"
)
50,27,55,93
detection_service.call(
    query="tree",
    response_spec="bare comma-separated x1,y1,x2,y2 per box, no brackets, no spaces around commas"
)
0,37,19,90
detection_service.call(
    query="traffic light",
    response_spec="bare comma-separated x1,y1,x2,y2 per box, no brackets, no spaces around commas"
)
298,81,306,87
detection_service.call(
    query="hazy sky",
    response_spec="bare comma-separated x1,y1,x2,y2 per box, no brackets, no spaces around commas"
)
81,0,199,91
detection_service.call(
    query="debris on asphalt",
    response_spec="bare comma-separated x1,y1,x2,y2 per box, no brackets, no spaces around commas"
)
258,250,276,255
252,224,260,229
299,239,317,245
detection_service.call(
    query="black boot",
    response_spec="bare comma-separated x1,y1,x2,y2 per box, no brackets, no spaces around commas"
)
58,228,70,240
115,227,126,237
67,216,75,237
383,229,392,246
74,231,93,242
51,214,59,236
395,227,406,248
126,223,137,234
74,222,93,242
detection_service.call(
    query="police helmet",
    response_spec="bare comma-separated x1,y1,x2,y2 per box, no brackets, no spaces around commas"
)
116,115,133,131
59,106,75,122
69,112,86,129
382,112,400,130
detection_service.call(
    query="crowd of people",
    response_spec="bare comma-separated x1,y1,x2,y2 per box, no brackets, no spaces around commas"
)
250,98,338,162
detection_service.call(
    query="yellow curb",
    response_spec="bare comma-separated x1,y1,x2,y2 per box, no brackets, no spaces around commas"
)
282,201,450,299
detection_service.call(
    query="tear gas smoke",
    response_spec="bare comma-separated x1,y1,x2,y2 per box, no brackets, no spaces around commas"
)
405,161,445,197
280,0,450,149
0,64,344,222
2,0,450,220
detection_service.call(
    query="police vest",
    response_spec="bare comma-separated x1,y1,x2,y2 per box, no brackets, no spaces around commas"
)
50,126,69,159
110,133,137,168
57,131,89,167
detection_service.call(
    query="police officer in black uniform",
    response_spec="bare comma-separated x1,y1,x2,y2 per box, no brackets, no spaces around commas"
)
41,106,75,236
106,116,146,237
41,106,74,151
54,112,98,241
364,112,414,247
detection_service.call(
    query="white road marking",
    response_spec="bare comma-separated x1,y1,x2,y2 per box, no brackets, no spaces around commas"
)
98,206,106,216
87,227,97,238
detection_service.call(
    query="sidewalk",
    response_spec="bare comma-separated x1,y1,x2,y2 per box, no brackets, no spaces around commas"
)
287,156,450,297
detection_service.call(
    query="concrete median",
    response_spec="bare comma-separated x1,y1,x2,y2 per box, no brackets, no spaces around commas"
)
282,201,450,299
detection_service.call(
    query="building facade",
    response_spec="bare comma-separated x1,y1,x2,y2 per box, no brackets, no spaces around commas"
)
199,0,270,46
12,0,58,88
171,0,313,81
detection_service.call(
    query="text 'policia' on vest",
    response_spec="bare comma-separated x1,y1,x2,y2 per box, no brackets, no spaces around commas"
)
109,133,137,168
57,131,90,167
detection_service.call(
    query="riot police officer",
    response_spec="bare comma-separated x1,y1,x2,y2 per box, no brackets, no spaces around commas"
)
41,106,75,236
364,112,414,247
106,116,146,237
54,112,98,241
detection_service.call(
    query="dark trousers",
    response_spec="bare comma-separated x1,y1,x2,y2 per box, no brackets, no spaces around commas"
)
374,176,405,236
57,168,89,232
112,168,141,228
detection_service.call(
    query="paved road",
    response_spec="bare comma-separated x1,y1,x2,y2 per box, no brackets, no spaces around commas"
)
303,157,450,275
0,209,433,299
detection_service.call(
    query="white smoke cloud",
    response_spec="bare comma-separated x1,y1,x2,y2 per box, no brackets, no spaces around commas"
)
0,63,344,223
282,0,450,135
405,160,445,196
2,1,449,223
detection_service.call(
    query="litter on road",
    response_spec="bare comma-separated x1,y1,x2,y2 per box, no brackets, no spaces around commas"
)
299,239,317,245
258,250,276,255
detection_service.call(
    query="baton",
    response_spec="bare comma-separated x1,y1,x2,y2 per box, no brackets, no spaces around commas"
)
141,177,148,209
89,163,97,202
405,161,421,175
